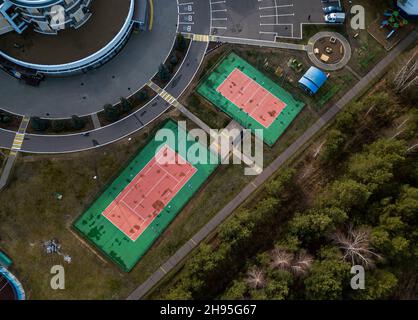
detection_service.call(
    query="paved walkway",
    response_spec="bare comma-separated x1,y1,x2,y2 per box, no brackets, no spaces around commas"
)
0,115,30,190
91,113,101,129
148,81,261,173
306,31,352,71
126,28,418,300
185,33,307,51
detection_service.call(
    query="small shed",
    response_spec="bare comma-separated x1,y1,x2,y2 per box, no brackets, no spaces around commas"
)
299,66,328,95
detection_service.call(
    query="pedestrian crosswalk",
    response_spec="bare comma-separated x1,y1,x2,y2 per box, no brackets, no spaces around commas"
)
147,81,182,109
192,34,211,42
1,116,30,189
182,33,216,43
11,115,30,152
11,133,25,152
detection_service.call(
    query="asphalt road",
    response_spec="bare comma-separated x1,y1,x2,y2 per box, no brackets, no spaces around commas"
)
18,39,210,153
0,0,178,118
0,1,211,153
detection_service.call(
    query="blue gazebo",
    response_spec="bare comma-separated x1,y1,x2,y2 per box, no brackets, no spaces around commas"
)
299,67,328,95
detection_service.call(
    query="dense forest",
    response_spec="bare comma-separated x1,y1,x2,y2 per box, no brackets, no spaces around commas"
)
153,48,418,300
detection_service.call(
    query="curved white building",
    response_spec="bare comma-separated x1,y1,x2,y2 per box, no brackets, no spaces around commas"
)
0,0,148,75
0,0,92,34
395,0,418,19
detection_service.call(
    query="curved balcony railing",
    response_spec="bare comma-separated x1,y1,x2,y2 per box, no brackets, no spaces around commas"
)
0,0,135,75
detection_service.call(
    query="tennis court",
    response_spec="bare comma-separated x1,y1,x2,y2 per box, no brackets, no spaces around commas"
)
198,52,305,146
74,120,219,272
103,146,197,241
217,68,287,128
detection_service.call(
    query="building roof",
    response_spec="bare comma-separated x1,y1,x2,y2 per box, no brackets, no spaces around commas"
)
0,0,131,65
396,0,418,16
299,66,328,95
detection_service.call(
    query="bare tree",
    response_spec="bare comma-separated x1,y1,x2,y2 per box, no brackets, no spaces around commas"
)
332,226,382,269
393,52,418,94
270,248,294,270
291,252,314,277
246,267,266,289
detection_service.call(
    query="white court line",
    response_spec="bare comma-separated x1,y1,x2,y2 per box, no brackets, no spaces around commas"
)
217,68,288,129
102,145,197,241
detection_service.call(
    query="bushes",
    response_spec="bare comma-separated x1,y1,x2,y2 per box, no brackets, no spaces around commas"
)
51,120,65,133
120,97,133,113
30,115,87,133
104,104,121,122
158,63,171,82
304,247,351,300
0,113,12,124
320,129,346,163
347,139,407,193
70,115,86,130
353,270,398,300
136,90,149,103
30,117,49,132
175,33,187,52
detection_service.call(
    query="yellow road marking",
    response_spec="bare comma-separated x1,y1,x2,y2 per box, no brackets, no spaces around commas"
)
192,34,210,42
11,133,25,151
148,0,154,31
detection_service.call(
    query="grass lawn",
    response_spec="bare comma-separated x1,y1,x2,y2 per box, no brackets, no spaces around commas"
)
342,0,387,75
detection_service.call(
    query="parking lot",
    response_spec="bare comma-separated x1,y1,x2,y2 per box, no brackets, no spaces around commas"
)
209,0,338,40
178,0,211,35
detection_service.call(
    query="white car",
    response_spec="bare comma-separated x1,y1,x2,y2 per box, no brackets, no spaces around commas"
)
324,12,346,23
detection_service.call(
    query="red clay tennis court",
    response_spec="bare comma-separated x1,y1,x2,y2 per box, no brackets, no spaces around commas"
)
217,68,287,128
102,145,197,241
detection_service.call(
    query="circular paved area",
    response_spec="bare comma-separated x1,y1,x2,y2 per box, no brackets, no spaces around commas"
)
0,0,178,118
306,32,352,71
0,0,213,154
0,0,131,65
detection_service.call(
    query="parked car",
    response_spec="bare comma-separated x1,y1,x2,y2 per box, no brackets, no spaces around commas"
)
324,12,346,23
323,6,343,14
